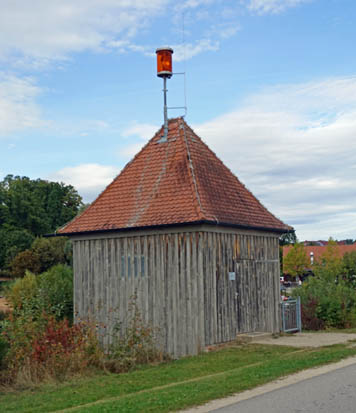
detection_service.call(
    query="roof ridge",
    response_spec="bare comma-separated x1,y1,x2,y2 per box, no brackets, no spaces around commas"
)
179,118,205,221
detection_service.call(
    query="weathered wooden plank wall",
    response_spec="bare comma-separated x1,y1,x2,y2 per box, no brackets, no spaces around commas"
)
73,229,281,358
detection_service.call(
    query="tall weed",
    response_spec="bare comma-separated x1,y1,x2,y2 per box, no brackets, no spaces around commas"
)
106,294,166,372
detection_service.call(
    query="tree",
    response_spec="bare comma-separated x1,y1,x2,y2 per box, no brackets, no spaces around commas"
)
283,242,309,278
0,175,82,273
314,238,343,282
279,230,297,246
0,226,34,271
0,175,82,236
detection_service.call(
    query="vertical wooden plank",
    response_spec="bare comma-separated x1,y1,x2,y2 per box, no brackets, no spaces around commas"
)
165,234,173,356
211,232,218,344
203,232,209,345
73,241,79,323
143,235,149,325
179,233,187,356
186,233,192,355
190,232,198,354
90,240,96,324
197,232,205,350
136,236,142,314
158,234,165,350
221,233,227,341
173,233,182,357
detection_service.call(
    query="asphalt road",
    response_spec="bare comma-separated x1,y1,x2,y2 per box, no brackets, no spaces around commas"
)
210,363,356,413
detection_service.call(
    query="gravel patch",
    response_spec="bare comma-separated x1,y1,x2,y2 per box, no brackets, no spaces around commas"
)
250,332,356,347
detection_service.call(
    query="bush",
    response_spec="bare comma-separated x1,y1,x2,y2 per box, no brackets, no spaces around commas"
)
6,265,73,321
38,264,73,320
5,271,39,313
294,276,356,330
9,250,41,279
1,313,102,384
9,237,72,278
32,237,72,273
0,335,9,369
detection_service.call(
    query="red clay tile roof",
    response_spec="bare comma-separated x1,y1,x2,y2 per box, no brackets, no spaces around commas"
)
58,118,292,235
283,244,356,262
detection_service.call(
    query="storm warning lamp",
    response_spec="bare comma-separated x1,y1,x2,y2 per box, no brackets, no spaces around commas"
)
156,47,173,78
156,47,173,142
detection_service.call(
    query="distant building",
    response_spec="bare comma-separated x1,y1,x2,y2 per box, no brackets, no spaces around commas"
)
284,244,356,271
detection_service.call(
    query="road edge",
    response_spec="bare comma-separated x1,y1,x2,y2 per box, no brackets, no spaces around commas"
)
180,355,356,413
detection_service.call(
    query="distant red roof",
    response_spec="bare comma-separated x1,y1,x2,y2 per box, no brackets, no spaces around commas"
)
283,244,356,263
58,118,291,235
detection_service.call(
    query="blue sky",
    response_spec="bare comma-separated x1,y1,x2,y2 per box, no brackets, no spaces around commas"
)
1,0,355,241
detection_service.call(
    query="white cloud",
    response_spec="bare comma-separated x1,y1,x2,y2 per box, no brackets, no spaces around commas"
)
48,163,120,202
0,74,43,136
193,76,356,240
122,123,159,140
174,0,214,12
247,0,311,14
121,122,159,158
173,39,219,61
0,0,168,63
109,38,220,61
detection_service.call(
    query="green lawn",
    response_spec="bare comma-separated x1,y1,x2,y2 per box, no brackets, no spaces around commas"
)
1,343,356,413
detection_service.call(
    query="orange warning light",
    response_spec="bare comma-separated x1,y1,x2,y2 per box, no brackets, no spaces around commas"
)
156,47,173,78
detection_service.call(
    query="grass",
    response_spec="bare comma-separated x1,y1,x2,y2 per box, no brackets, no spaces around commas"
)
1,343,356,413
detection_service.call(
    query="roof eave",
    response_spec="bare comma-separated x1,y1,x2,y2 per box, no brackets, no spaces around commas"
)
46,219,292,238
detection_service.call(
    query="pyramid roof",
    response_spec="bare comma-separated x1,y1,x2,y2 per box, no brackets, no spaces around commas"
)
58,118,291,235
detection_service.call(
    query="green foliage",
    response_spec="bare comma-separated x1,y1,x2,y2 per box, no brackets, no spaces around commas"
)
107,295,164,372
294,276,356,329
279,230,297,246
37,265,74,321
0,334,9,369
6,265,73,321
0,175,82,235
0,226,34,273
293,243,356,330
0,174,82,273
9,236,72,278
342,251,356,287
9,250,42,279
283,242,309,278
313,238,343,282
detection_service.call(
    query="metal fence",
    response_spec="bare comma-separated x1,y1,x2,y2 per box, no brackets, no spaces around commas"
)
281,297,302,333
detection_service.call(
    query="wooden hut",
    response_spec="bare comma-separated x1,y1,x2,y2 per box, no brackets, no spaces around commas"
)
58,117,292,357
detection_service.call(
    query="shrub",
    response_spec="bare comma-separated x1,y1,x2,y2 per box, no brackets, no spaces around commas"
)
9,249,41,278
106,295,165,372
32,237,72,273
0,335,9,369
37,264,73,321
1,313,102,385
5,271,39,313
294,276,356,330
6,265,73,321
342,251,356,287
9,237,72,278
